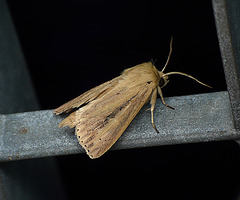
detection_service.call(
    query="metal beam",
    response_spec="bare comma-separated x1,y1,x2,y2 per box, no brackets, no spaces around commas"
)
212,0,240,130
0,91,239,161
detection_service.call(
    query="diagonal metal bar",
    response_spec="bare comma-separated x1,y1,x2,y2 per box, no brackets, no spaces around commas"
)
212,0,240,130
0,91,239,162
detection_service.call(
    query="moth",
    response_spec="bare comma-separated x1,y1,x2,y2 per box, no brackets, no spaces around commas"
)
53,38,211,159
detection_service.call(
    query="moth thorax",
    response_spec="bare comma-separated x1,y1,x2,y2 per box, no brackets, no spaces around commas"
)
158,71,169,88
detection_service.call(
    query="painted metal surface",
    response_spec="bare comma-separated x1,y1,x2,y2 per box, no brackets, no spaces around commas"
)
0,91,238,161
212,0,240,130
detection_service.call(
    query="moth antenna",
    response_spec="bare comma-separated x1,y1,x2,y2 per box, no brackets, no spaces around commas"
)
162,71,212,88
161,36,173,72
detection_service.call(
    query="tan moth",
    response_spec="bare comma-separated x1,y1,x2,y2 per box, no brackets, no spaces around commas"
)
53,38,211,159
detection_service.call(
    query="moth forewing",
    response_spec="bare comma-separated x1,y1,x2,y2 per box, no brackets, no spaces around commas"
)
72,64,158,158
53,76,121,115
79,88,153,159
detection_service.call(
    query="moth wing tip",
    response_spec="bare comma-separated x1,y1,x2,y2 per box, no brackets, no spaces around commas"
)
89,155,97,159
53,107,64,115
87,153,102,159
84,145,104,159
53,111,60,115
58,123,64,128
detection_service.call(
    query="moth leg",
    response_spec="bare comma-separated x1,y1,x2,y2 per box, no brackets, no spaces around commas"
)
161,80,169,89
157,86,175,110
150,88,159,133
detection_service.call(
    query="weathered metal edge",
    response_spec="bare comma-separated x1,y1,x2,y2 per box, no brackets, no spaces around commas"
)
212,0,240,130
0,91,238,162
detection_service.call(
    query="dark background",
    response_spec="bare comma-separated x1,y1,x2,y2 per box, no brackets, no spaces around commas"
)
6,0,240,199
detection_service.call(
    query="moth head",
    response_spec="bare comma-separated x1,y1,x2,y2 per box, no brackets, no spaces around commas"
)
158,71,169,88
